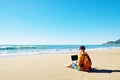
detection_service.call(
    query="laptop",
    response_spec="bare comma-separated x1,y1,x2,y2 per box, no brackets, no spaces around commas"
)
71,55,78,61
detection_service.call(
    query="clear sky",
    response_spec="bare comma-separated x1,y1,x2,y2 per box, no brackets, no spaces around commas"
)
0,0,120,45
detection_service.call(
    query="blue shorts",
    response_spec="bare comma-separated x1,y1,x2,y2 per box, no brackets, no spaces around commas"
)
71,63,79,70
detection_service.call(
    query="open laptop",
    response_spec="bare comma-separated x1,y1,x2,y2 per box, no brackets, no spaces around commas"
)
71,55,78,61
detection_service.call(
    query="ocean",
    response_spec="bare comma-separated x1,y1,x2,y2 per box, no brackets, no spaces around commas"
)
0,45,120,56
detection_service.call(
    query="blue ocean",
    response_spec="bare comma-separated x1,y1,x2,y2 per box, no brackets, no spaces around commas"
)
0,45,120,56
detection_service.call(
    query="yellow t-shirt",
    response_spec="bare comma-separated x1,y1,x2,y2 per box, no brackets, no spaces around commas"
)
78,53,84,70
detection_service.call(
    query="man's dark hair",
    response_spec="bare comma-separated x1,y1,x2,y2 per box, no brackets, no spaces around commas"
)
79,45,85,50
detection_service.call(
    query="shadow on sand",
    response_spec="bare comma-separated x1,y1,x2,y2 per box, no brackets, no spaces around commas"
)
89,68,120,73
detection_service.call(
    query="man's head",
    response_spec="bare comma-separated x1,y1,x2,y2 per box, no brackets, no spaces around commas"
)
79,45,85,51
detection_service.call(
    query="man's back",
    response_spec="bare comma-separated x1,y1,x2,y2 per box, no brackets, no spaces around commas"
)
78,53,92,71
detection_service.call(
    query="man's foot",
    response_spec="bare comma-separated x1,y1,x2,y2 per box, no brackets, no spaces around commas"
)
65,64,72,68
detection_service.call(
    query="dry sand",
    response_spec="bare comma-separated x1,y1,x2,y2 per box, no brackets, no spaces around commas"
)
0,49,120,80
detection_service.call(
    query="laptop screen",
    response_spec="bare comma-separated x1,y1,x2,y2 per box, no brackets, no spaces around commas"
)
71,55,78,61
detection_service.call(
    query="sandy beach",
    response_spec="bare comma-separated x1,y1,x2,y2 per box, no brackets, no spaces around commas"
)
0,49,120,80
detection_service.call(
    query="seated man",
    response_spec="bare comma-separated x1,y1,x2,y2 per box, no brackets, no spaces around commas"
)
65,45,92,71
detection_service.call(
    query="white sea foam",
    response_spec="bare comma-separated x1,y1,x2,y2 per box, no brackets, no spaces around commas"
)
0,45,120,57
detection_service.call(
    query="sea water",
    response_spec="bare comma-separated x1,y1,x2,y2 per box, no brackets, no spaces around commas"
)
0,45,120,56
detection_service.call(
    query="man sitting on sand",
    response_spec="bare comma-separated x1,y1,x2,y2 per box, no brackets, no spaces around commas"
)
65,45,92,71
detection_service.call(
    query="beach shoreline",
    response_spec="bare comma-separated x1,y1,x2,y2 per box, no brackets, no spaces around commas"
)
0,45,120,57
0,49,120,80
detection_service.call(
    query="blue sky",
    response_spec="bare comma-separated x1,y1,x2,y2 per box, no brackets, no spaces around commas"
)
0,0,120,44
